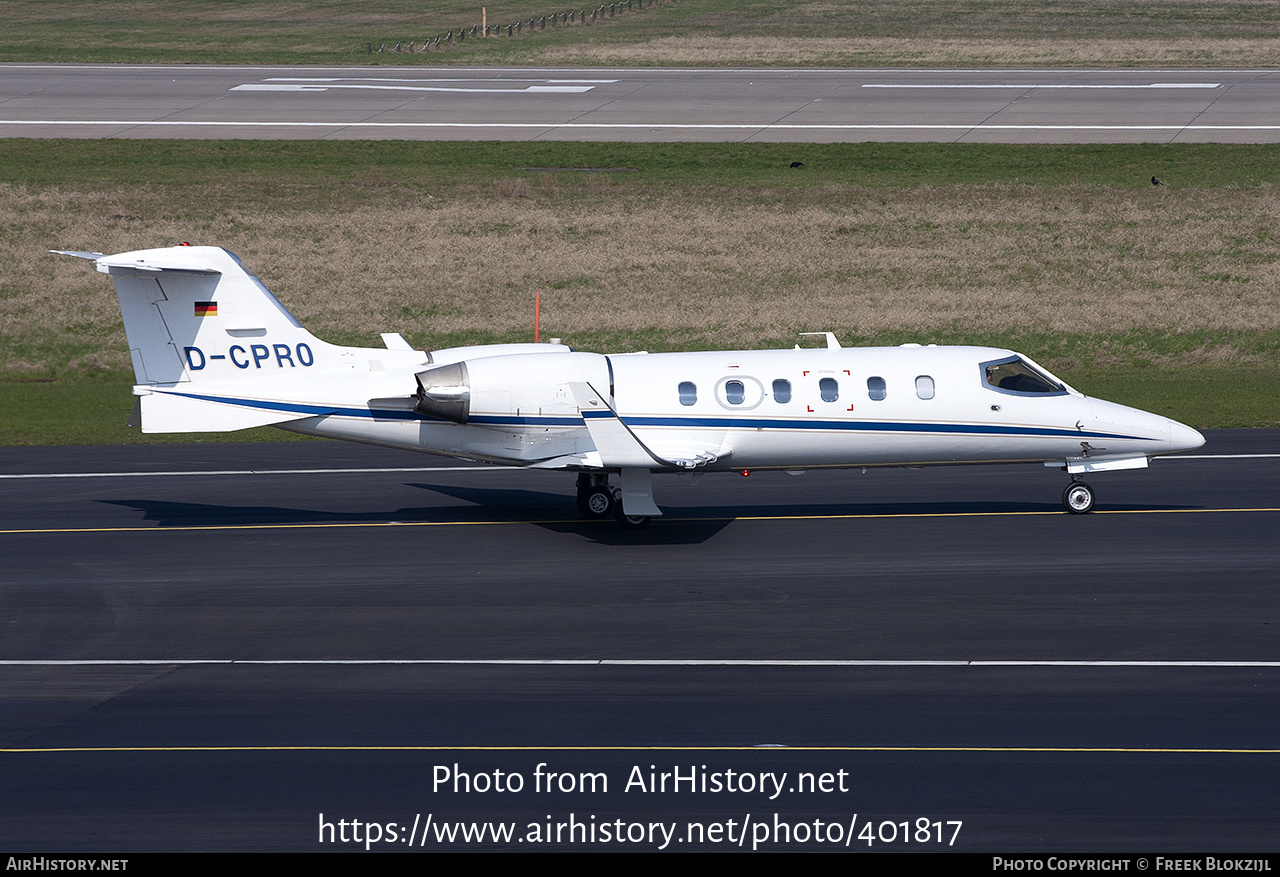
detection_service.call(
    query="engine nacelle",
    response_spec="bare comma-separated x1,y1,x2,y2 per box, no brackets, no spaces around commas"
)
414,361,471,423
415,351,610,425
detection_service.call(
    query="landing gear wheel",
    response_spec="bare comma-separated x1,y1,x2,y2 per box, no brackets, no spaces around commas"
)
614,502,651,529
1062,481,1095,514
575,473,593,517
583,486,615,519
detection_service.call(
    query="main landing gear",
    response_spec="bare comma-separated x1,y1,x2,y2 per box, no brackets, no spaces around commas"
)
575,473,651,529
576,473,615,518
1062,479,1096,514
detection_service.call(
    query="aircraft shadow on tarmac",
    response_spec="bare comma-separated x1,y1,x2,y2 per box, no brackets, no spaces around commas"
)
410,481,1195,518
97,493,734,545
96,498,463,527
99,483,1196,547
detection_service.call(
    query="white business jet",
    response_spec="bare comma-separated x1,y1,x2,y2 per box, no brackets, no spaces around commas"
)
56,245,1205,527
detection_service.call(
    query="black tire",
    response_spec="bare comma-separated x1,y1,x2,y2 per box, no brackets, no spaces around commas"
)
584,486,615,518
1062,481,1095,514
614,502,650,529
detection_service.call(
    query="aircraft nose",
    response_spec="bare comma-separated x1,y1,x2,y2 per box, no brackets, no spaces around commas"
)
1167,418,1206,453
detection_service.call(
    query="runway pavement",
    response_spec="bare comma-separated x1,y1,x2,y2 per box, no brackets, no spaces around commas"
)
3,64,1280,142
6,57,1280,855
2,432,1278,851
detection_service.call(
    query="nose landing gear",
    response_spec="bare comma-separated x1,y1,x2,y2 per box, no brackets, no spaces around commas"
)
1062,479,1095,514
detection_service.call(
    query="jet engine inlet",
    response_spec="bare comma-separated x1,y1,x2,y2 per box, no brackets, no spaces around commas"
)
414,361,471,424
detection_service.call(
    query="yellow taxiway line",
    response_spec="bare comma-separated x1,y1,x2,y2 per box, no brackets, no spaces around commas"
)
3,506,1279,536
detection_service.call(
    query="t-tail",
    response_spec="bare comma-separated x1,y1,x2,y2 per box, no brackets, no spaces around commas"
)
54,245,425,433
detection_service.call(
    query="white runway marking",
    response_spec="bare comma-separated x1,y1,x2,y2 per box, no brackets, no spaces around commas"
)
231,75,615,94
265,77,619,83
5,659,1279,667
0,465,514,480
232,84,597,94
1164,454,1280,460
4,121,1280,133
1,64,1272,73
863,83,1221,89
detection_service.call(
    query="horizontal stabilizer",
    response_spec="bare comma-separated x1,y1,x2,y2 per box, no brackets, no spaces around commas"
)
95,256,221,276
49,250,105,261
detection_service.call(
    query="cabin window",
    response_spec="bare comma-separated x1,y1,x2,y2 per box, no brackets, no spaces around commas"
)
867,376,887,401
772,378,791,403
725,380,745,405
819,377,839,402
678,381,697,406
981,356,1066,396
915,375,935,400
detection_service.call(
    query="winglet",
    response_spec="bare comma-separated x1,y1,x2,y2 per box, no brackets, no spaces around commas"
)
798,331,842,349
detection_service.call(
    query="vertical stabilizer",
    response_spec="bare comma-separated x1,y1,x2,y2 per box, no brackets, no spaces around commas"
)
79,246,320,386
54,245,367,433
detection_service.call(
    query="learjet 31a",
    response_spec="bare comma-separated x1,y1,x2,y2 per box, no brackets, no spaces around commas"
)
57,245,1205,527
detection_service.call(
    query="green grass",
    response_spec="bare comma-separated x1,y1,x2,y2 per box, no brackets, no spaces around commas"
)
6,139,1280,442
1,358,1271,448
1060,367,1280,431
0,0,685,65
0,379,322,445
4,0,1280,66
6,140,1280,191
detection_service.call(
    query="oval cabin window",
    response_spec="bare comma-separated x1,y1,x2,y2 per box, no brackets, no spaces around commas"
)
725,380,746,405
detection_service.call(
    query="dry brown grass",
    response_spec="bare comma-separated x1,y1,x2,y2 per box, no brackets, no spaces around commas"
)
0,0,441,30
7,0,1280,66
523,35,1280,68
7,179,1280,373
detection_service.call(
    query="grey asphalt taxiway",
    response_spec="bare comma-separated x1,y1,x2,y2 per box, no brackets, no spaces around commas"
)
2,431,1278,851
4,64,1280,142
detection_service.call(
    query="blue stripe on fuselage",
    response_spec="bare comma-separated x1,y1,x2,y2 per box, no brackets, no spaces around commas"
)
158,389,1145,442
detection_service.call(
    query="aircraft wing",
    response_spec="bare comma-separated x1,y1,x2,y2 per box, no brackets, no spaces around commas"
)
568,381,723,470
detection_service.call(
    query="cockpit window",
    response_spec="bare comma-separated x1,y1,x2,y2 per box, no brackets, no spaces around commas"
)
981,356,1066,396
